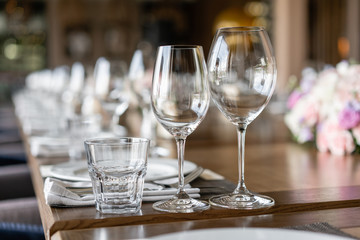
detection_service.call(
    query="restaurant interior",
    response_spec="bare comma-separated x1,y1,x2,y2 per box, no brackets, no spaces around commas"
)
1,0,360,239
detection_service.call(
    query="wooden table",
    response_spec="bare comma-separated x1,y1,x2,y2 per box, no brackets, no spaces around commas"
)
51,207,360,239
23,108,360,239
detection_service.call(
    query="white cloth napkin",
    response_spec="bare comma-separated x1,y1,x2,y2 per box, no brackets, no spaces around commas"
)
22,119,57,136
30,136,69,157
43,178,200,207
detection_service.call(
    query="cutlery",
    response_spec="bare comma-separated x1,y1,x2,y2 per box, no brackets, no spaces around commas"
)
71,182,164,195
53,166,204,191
153,166,204,188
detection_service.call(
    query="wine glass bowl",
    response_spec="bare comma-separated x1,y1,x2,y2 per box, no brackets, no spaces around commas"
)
207,27,276,209
128,44,170,157
151,45,210,213
95,58,129,134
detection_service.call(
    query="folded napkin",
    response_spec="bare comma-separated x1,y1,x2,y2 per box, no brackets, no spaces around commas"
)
43,178,200,207
30,136,69,157
21,117,64,136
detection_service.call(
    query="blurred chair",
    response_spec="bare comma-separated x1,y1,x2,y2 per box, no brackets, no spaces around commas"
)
0,143,27,166
0,164,35,200
0,222,44,240
0,165,44,240
0,105,27,165
0,106,44,239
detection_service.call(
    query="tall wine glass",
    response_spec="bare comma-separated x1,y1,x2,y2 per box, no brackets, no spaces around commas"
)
151,45,210,213
128,43,169,157
93,57,129,134
207,27,276,209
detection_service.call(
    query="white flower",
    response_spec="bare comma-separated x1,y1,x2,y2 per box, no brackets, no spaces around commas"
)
336,61,350,76
311,69,337,103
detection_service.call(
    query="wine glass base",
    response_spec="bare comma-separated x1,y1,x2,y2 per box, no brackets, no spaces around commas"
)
209,191,274,210
153,197,210,213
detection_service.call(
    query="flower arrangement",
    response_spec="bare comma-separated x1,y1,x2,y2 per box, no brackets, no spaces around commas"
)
285,61,360,155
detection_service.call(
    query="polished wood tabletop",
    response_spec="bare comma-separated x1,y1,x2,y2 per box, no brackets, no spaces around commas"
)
51,207,360,240
22,107,360,239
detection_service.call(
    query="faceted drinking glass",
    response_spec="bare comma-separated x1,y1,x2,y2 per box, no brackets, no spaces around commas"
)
84,137,150,214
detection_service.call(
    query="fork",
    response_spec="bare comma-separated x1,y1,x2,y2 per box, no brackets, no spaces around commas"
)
60,166,204,191
153,166,204,188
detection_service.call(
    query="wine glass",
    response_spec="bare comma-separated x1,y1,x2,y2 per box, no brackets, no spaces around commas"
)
151,45,210,213
128,43,169,157
93,57,129,134
207,27,277,209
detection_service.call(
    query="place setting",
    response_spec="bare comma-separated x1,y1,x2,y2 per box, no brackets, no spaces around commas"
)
13,57,131,158
41,155,205,209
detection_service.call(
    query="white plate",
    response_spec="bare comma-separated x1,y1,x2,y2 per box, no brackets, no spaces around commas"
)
150,228,351,240
49,158,197,182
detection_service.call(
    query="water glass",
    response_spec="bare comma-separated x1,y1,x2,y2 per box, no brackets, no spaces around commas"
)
84,137,150,214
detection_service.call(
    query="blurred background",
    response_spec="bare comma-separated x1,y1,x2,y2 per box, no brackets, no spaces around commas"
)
0,0,359,104
0,1,358,238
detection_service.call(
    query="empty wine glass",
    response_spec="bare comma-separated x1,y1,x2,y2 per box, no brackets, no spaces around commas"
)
207,27,277,209
151,45,210,213
129,43,170,157
93,57,129,134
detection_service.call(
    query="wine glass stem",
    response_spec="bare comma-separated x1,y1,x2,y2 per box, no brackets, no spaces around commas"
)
235,124,248,194
175,137,186,193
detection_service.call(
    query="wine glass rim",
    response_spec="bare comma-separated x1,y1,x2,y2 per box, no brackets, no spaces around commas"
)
217,26,265,32
158,45,202,50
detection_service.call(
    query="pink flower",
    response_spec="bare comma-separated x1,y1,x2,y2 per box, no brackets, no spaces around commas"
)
339,106,360,129
316,119,355,155
328,130,355,155
287,90,303,109
316,125,329,153
302,98,319,126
